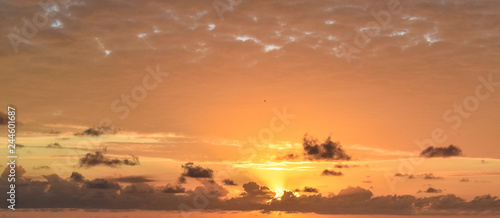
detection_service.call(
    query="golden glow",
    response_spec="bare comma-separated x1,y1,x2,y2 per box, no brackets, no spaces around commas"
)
270,188,301,201
274,188,284,200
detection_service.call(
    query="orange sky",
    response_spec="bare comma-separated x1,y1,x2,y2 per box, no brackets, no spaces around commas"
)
0,0,499,216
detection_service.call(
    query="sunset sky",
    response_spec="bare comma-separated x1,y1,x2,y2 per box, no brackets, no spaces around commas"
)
1,0,499,217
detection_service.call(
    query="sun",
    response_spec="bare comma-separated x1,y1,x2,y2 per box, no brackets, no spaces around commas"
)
270,188,300,201
274,188,284,200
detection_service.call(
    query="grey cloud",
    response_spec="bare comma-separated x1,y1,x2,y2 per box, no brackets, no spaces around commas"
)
296,186,319,193
303,134,351,161
180,162,213,178
420,145,463,158
85,179,121,190
419,187,443,193
70,172,85,183
222,178,238,186
74,126,117,137
78,151,140,167
242,181,273,197
163,184,186,193
423,173,443,180
111,176,154,183
0,166,498,215
321,169,343,176
33,165,51,170
47,142,62,148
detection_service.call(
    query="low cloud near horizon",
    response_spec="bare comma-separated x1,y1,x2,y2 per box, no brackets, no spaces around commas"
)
1,165,498,215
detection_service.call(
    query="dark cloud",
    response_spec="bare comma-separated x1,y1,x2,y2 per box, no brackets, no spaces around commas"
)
180,162,213,178
419,187,443,193
0,111,8,125
334,164,349,168
195,179,229,198
222,178,238,186
276,153,300,161
393,173,442,180
459,178,470,182
111,176,153,183
362,180,373,184
74,126,117,137
85,179,121,190
0,166,498,215
70,172,85,183
122,183,154,195
420,145,463,158
178,176,187,184
321,169,343,176
47,142,62,148
423,173,443,180
337,186,374,200
302,134,351,161
298,186,319,193
163,184,186,193
78,151,139,167
32,165,51,170
242,181,273,197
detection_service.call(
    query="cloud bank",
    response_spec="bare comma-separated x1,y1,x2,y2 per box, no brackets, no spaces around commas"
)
0,166,499,215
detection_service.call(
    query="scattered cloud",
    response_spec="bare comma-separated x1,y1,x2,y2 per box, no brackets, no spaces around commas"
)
420,145,463,158
74,126,117,137
180,162,213,178
222,179,238,186
79,152,140,167
459,178,470,182
47,142,62,148
111,176,153,183
276,153,300,161
70,172,85,183
85,179,121,190
423,173,444,180
302,134,351,161
33,165,51,170
321,169,343,176
242,181,273,197
337,186,373,200
334,164,349,168
163,184,186,193
178,176,187,184
394,173,442,180
295,186,319,193
0,166,498,215
419,187,443,193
